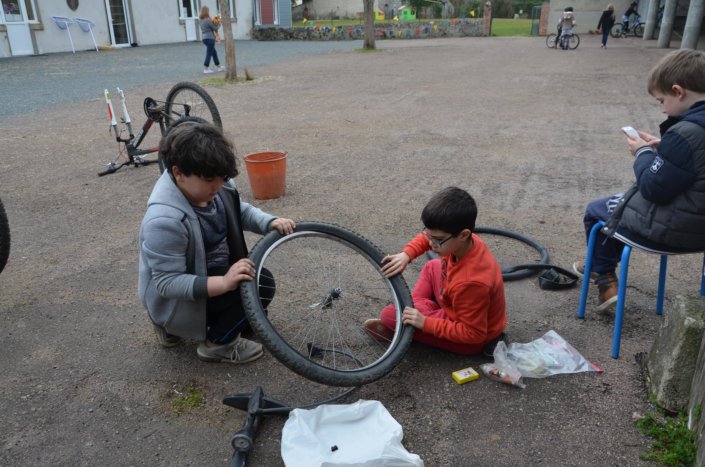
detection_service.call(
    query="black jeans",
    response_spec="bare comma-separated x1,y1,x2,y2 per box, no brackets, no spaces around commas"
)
206,266,275,344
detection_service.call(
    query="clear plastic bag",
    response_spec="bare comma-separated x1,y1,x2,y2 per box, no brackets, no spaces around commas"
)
480,330,603,388
281,399,424,467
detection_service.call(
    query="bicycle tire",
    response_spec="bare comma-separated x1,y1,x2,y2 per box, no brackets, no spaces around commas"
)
0,197,10,274
241,222,415,387
545,33,557,48
157,116,209,174
164,82,222,130
633,23,644,37
568,33,580,49
610,24,623,38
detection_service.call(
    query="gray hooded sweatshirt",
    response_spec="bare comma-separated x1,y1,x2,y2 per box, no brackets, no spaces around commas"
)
138,172,275,341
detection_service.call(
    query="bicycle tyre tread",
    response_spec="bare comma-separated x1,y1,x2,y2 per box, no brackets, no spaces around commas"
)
241,221,415,387
0,198,10,274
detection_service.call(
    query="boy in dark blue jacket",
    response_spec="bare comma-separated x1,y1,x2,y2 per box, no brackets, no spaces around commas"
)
574,49,705,312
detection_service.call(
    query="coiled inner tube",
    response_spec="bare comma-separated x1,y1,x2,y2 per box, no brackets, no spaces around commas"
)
427,226,550,281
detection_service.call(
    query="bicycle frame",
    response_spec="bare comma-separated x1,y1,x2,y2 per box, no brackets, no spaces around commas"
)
100,89,165,176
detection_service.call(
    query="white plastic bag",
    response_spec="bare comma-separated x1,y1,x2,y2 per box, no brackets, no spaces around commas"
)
480,330,603,388
281,399,424,467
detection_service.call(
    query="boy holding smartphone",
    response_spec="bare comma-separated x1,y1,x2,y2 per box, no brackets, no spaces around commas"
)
574,49,705,312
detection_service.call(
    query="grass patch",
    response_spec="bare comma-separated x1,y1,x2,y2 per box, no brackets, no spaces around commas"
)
491,18,532,36
170,382,204,414
637,411,696,466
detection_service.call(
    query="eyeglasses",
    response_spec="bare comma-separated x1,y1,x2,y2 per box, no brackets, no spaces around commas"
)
423,230,457,248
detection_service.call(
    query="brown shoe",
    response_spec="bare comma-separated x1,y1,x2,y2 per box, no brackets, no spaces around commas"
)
596,272,618,313
362,318,394,342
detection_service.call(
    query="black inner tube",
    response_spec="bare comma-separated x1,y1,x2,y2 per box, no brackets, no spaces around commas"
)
427,226,550,281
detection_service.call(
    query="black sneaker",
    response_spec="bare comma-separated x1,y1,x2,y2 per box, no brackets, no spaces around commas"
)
482,332,509,357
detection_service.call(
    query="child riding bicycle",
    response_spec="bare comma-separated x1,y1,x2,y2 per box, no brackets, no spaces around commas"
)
621,1,639,33
558,6,576,50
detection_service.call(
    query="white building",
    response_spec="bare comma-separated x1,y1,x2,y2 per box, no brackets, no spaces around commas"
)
0,0,292,57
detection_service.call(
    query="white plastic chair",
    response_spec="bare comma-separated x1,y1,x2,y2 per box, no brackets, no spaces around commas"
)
74,17,99,52
50,16,75,53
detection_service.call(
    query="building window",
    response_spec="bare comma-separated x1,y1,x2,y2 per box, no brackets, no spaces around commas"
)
179,0,198,18
1,0,37,22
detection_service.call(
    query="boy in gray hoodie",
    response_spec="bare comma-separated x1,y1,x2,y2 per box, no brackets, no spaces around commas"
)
138,122,295,364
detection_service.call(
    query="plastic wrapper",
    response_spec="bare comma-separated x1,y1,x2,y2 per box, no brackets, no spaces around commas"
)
480,330,603,388
281,399,424,467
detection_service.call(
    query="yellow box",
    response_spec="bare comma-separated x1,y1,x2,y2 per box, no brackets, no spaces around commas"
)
452,366,479,384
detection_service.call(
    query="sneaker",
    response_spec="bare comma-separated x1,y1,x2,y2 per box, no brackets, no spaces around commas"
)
217,65,226,72
572,261,599,281
482,332,509,357
197,337,263,364
596,272,619,313
362,318,394,342
153,324,182,348
203,68,214,74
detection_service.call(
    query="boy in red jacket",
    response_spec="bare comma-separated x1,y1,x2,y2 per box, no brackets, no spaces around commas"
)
364,187,507,355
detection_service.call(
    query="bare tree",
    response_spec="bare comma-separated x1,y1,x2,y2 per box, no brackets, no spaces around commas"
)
219,0,237,80
363,0,376,49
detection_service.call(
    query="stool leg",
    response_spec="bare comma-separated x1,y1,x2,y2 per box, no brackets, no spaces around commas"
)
578,221,605,319
701,254,705,297
656,255,667,315
612,245,632,359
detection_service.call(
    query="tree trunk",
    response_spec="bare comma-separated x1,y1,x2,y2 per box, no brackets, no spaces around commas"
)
363,0,376,49
219,0,237,80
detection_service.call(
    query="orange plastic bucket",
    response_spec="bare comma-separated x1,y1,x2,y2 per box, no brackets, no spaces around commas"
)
243,151,287,200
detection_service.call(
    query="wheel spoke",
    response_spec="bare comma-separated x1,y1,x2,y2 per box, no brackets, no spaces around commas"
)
242,224,414,386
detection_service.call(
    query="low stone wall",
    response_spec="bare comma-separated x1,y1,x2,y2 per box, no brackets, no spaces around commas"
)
252,19,484,41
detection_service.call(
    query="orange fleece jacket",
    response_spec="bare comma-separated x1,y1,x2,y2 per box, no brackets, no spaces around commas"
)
403,233,507,344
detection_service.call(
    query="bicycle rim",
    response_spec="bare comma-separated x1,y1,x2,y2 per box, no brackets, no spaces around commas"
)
633,24,643,37
164,82,222,130
569,34,580,49
545,34,556,48
241,222,415,387
0,198,10,274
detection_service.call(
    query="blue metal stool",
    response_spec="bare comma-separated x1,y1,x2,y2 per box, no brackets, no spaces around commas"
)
577,221,705,359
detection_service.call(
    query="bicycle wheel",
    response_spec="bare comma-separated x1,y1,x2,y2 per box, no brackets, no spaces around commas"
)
0,197,10,274
545,33,557,48
633,22,644,37
568,33,580,49
240,222,415,387
610,24,623,38
164,82,222,130
157,116,208,174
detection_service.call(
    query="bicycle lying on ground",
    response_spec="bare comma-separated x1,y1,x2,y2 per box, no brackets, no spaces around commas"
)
546,31,580,49
611,15,644,38
0,197,9,274
99,81,222,176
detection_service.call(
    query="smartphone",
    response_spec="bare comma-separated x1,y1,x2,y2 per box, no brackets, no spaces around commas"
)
621,126,639,139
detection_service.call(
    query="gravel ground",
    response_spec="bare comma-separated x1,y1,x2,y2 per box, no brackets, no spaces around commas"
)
1,35,700,466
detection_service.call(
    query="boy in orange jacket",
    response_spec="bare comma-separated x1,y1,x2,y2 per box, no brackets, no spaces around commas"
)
364,187,507,355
